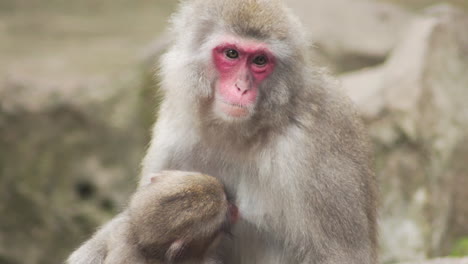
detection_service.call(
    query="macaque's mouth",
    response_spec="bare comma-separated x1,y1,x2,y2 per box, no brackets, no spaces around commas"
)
217,100,250,118
221,100,248,108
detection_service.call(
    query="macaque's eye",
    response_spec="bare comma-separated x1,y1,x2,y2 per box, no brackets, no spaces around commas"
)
253,55,268,66
225,49,239,59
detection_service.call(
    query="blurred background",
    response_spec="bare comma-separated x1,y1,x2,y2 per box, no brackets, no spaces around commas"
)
0,0,467,263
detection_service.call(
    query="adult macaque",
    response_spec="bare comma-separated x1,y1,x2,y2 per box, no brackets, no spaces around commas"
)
69,0,377,263
69,171,237,264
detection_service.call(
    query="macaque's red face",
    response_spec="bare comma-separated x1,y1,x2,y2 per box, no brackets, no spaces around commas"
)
212,37,275,119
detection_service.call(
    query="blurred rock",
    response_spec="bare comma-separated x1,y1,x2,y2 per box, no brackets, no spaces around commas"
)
400,257,468,264
342,4,468,263
0,68,155,263
289,0,412,72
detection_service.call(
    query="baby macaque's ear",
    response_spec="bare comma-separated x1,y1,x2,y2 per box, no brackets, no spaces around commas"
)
165,239,186,262
148,172,165,184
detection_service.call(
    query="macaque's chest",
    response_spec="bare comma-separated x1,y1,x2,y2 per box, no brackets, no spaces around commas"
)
160,141,295,262
168,144,281,225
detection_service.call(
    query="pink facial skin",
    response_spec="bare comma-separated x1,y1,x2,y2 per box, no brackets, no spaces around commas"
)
212,38,275,118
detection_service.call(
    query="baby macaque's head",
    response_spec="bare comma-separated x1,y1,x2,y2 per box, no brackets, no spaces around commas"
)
128,171,238,262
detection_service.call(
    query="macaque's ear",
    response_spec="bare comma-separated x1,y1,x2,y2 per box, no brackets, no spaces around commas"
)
165,239,186,261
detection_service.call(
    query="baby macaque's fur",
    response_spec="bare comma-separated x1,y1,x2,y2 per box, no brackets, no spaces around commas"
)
82,171,234,264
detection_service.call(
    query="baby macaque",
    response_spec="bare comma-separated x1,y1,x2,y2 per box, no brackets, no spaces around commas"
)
90,171,237,264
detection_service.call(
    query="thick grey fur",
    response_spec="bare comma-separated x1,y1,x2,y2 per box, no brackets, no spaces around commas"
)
68,0,377,263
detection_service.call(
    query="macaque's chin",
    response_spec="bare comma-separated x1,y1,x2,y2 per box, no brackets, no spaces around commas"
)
215,100,251,119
